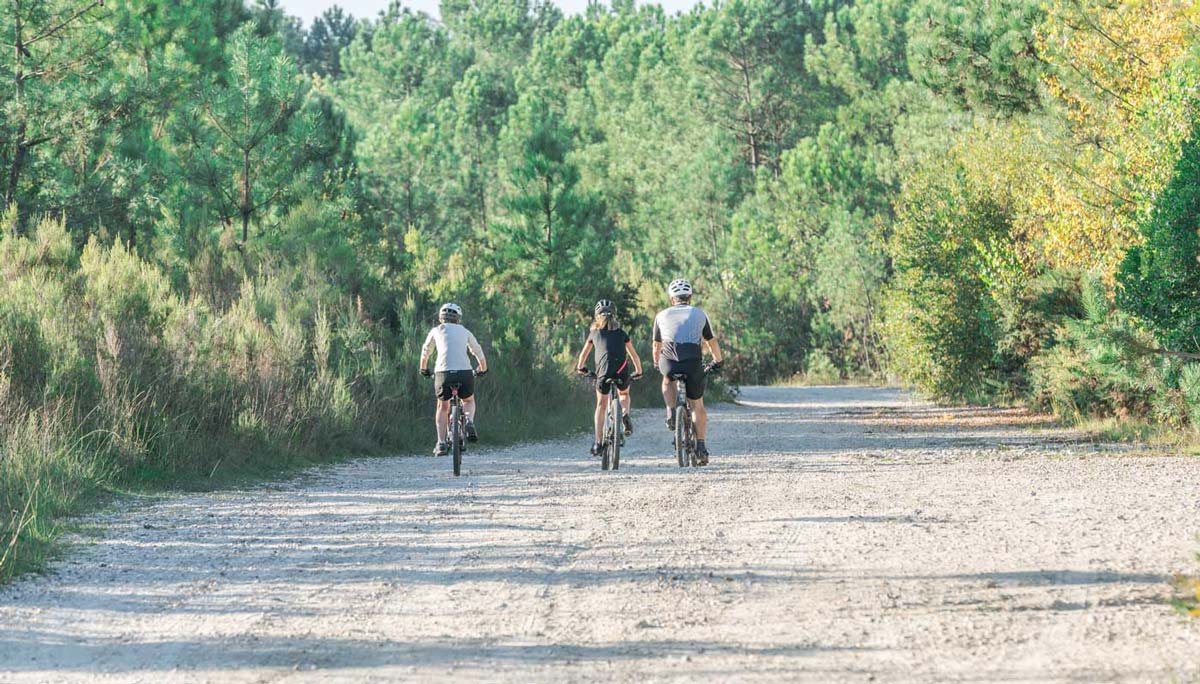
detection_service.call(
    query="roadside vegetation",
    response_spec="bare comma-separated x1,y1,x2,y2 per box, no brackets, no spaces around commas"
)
3,0,1200,581
0,214,590,578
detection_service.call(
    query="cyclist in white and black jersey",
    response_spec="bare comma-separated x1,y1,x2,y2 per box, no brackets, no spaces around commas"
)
419,303,488,456
653,279,724,464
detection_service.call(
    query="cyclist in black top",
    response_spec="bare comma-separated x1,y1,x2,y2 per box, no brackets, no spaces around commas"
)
575,300,644,456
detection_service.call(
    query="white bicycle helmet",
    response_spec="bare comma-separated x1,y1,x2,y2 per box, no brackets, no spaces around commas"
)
667,279,693,299
439,302,463,323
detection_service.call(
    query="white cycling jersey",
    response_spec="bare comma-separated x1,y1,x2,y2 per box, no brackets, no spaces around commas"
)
653,304,714,362
422,323,485,372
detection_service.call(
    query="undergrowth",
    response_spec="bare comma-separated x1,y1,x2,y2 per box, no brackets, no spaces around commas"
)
0,217,592,582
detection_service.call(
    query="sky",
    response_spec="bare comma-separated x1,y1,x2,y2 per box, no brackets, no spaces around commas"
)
278,0,705,25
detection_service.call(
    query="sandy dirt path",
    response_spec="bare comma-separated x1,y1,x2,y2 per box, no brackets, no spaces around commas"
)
1,386,1198,683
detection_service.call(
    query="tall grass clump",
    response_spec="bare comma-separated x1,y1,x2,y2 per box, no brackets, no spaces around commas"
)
0,216,590,581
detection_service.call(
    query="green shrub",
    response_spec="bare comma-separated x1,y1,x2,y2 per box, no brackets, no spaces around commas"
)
0,304,49,405
1028,277,1170,421
79,237,177,336
882,158,1012,399
990,269,1087,397
801,349,842,385
1118,122,1200,354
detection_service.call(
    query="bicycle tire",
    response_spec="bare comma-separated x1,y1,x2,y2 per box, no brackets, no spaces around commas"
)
601,412,612,471
675,404,688,468
451,404,463,476
610,392,621,471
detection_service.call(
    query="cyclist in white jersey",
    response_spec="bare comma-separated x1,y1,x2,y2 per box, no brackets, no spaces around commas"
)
653,279,724,464
419,303,488,456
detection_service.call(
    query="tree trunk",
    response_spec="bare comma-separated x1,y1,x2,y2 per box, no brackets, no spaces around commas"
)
544,174,555,303
240,149,251,243
5,129,28,225
739,58,760,172
5,4,25,228
473,120,488,234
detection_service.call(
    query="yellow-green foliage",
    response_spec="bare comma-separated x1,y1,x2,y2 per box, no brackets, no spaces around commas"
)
1175,572,1200,617
882,155,1014,398
1035,0,1200,277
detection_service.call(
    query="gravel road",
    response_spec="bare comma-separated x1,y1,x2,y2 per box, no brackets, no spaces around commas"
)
1,386,1198,683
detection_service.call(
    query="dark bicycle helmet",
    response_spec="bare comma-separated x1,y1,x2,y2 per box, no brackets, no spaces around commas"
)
594,299,615,316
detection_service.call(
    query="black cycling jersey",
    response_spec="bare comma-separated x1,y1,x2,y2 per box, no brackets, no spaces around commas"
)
588,327,630,378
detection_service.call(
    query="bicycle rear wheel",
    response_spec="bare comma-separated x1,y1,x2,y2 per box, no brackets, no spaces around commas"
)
601,398,613,471
674,405,687,468
610,393,622,471
451,404,463,476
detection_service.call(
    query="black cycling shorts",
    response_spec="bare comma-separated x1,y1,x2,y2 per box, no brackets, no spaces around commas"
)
596,369,631,395
659,357,705,400
434,370,474,400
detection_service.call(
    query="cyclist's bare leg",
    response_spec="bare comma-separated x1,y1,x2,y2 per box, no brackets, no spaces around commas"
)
618,387,632,409
435,399,450,442
594,391,609,443
689,397,707,440
463,396,477,422
662,378,677,418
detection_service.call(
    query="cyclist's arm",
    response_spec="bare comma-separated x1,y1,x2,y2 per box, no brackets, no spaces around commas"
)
702,316,723,363
704,337,724,364
467,331,487,373
651,316,662,367
419,330,435,372
625,340,643,375
576,340,593,371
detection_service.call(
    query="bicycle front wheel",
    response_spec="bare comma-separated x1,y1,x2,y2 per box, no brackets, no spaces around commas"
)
451,404,463,476
601,401,613,471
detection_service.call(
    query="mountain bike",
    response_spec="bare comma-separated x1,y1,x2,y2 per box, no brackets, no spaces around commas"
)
428,370,483,477
580,368,639,471
667,361,720,468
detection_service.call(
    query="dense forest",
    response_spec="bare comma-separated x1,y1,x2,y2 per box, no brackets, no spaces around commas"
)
2,0,1199,577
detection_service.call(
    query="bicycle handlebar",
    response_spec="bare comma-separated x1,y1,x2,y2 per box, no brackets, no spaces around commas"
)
579,367,642,381
421,368,486,378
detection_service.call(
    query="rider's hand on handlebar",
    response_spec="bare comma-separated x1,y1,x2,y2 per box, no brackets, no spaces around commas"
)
419,367,432,378
474,367,488,377
576,366,591,377
632,371,643,381
704,360,723,373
